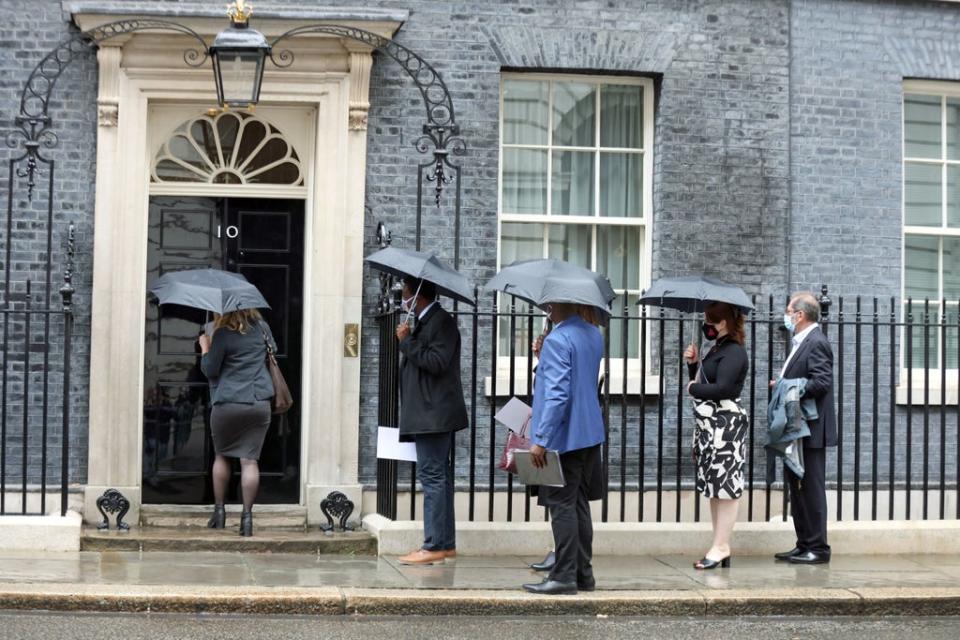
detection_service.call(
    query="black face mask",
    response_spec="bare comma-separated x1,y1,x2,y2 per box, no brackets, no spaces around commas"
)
701,322,719,340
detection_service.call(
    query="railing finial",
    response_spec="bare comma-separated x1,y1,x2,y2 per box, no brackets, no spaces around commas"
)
59,222,75,312
819,284,831,319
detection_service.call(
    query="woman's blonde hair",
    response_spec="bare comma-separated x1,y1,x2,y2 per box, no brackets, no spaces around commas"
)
213,308,263,334
549,303,603,326
577,304,602,326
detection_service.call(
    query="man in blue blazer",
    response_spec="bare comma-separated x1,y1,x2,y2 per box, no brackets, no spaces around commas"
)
522,303,605,595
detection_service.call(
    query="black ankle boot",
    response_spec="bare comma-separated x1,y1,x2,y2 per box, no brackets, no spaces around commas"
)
239,511,253,537
207,504,226,529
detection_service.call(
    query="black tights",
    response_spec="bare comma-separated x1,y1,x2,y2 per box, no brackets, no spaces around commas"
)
212,455,259,512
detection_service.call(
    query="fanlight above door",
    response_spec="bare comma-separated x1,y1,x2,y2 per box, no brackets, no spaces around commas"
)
151,111,304,186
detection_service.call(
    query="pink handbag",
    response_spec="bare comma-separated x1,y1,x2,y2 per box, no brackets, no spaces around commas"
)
498,414,532,475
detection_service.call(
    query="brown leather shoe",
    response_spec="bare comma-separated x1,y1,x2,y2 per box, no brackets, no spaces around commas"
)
398,549,447,565
443,549,457,561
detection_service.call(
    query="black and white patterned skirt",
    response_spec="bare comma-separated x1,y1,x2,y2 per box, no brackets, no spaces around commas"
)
692,398,749,500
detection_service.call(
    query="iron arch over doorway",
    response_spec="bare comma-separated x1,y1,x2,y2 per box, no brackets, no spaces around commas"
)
5,18,465,255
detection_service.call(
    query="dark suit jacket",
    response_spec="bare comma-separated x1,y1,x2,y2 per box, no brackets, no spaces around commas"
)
398,303,468,438
201,320,277,405
781,326,837,449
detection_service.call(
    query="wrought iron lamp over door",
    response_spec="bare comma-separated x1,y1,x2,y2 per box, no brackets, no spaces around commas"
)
209,0,271,110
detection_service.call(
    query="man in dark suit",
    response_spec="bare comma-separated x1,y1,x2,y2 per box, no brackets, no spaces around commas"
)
395,277,468,565
773,291,837,564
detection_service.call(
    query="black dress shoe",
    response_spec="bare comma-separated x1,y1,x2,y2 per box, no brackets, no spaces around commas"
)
530,550,556,572
775,547,804,561
522,578,578,595
577,577,596,592
788,550,830,565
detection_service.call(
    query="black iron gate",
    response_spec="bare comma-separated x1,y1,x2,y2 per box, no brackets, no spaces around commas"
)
0,220,75,516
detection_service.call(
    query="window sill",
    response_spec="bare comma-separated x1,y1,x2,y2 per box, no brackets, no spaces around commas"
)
895,385,960,405
483,371,663,397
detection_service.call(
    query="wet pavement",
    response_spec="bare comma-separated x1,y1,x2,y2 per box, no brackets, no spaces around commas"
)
0,550,957,591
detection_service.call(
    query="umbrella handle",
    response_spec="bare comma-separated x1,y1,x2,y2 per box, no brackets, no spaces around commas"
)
401,280,424,326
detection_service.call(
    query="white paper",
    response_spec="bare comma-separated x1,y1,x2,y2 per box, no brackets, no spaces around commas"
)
494,397,532,433
376,426,418,462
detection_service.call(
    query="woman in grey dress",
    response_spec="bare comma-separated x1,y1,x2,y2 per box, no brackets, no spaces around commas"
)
198,308,276,536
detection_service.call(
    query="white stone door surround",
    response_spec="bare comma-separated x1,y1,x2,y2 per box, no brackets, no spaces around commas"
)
73,9,404,525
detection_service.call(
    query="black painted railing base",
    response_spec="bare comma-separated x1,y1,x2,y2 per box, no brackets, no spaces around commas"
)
376,292,960,524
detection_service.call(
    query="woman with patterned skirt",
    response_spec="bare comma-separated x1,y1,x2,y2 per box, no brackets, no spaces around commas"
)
683,301,749,570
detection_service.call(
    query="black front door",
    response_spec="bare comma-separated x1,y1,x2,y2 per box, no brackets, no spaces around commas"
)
143,196,304,504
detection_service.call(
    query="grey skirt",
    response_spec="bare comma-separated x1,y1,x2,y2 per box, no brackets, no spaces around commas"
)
210,401,271,460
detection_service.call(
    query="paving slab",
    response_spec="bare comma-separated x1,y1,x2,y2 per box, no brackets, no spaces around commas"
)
0,550,957,616
701,587,864,616
0,583,344,614
340,587,707,616
850,587,960,616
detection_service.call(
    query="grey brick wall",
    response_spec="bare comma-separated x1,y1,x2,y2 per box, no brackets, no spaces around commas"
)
791,0,960,504
352,0,794,488
1,0,96,487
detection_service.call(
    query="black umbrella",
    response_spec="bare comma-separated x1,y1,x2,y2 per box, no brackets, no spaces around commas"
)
638,276,753,314
365,247,475,305
484,259,616,312
148,268,270,314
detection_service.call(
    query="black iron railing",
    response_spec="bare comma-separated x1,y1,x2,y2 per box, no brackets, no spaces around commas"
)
0,226,75,517
375,289,960,523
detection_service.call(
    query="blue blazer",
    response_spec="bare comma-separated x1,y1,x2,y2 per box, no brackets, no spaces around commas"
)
530,316,605,454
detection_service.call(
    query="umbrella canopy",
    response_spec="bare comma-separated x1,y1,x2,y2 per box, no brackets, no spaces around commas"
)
638,275,753,314
484,259,616,312
365,247,475,305
148,268,270,314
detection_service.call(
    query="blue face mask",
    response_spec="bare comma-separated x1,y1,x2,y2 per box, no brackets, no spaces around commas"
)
783,312,796,333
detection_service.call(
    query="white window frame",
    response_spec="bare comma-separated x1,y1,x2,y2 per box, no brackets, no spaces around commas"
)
489,73,655,395
899,79,960,404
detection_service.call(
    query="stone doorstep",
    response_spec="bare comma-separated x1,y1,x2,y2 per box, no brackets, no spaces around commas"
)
138,504,308,530
80,526,377,555
0,584,959,616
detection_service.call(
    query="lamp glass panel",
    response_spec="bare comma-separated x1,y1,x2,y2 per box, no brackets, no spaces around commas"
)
217,50,263,104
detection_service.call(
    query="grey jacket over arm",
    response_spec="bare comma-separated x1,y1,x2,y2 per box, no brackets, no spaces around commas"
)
780,326,837,448
201,320,277,405
766,377,817,483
